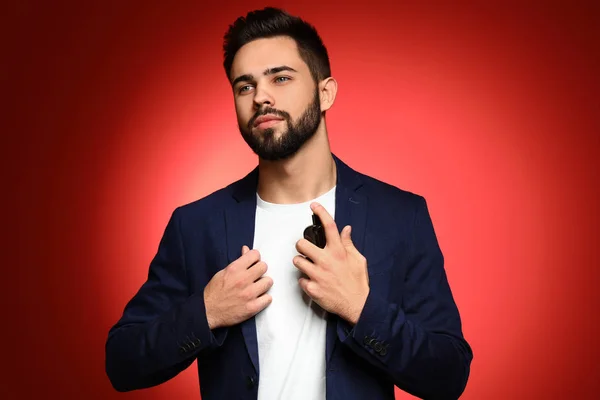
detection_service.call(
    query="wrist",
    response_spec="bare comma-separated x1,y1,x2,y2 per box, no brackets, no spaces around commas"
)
206,309,222,330
204,292,219,330
346,287,370,325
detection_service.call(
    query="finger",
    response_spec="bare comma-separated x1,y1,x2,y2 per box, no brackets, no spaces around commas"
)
230,249,260,272
295,238,319,263
310,202,342,249
298,277,318,299
250,275,273,297
340,225,354,249
247,260,268,281
242,245,250,255
293,255,318,278
247,293,272,315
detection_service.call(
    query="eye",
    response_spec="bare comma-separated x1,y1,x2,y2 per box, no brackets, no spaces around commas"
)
274,76,290,84
238,85,254,94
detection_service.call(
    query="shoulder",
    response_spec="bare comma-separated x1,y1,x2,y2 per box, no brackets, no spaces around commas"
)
354,169,426,213
169,174,246,228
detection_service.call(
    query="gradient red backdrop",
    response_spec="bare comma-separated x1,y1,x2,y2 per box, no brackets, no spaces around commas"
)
4,1,599,399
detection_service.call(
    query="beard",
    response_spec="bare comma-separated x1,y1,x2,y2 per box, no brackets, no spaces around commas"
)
238,89,322,161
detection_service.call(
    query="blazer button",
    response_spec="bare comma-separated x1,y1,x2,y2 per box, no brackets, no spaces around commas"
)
380,346,388,356
193,338,202,347
374,342,383,353
246,376,256,389
179,346,187,354
363,336,372,346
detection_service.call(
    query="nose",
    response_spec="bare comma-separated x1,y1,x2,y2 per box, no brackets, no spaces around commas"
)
253,83,274,109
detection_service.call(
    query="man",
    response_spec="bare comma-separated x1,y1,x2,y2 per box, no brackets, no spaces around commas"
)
105,7,473,400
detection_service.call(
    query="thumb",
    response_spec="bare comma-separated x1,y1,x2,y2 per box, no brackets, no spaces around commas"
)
341,225,354,248
242,245,250,255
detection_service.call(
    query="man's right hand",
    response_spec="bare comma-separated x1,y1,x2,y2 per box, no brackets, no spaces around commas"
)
204,246,273,330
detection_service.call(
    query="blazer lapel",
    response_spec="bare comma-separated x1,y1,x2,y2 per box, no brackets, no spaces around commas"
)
326,154,367,364
223,154,367,373
225,166,260,374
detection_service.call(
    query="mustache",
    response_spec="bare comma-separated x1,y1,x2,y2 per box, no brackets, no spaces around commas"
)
248,107,290,129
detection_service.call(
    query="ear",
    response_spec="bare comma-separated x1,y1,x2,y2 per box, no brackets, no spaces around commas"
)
318,77,338,112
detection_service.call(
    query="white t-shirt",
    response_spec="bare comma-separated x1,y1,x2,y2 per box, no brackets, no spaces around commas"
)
253,185,336,400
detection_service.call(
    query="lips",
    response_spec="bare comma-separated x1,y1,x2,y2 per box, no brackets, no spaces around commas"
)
253,114,284,128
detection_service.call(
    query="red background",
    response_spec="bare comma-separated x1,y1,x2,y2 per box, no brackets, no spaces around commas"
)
4,1,599,399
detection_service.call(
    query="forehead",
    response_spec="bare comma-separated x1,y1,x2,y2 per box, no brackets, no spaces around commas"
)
230,36,308,79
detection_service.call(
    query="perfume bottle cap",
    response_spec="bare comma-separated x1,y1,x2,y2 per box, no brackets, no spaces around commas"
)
312,214,322,226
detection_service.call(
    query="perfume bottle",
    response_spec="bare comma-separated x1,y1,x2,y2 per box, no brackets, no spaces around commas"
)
303,213,326,248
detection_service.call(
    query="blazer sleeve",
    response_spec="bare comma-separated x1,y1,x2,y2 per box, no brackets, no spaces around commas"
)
105,207,228,392
338,196,473,399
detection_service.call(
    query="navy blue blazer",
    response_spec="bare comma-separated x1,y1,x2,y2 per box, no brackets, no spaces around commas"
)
105,154,473,399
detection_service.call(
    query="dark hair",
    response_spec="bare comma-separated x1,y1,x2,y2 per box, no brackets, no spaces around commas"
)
223,7,331,83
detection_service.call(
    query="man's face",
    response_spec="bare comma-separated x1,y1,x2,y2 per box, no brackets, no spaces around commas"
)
230,36,322,161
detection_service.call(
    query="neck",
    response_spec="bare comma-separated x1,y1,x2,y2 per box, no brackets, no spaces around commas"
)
256,124,336,204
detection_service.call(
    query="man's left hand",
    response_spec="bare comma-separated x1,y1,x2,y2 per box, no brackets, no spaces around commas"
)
294,202,370,325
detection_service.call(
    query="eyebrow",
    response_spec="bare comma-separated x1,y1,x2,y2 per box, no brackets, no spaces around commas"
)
232,65,298,87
